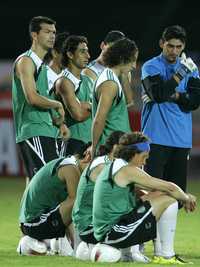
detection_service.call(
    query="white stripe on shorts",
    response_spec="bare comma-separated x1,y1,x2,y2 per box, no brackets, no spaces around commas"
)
25,137,46,165
104,207,153,245
23,205,60,227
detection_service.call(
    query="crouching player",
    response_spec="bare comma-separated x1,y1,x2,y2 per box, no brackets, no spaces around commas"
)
91,132,196,264
17,143,91,256
72,131,128,259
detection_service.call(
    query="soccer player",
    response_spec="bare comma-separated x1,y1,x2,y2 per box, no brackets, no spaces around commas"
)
72,131,124,260
83,30,134,108
83,30,125,80
54,35,93,155
91,132,196,264
45,32,69,92
46,32,71,155
12,16,65,181
17,142,91,256
91,37,138,157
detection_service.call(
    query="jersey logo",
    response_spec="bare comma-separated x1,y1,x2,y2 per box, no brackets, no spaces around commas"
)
145,222,152,230
137,205,146,214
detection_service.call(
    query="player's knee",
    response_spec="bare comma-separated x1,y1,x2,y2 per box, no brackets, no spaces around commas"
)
151,195,177,219
162,196,177,209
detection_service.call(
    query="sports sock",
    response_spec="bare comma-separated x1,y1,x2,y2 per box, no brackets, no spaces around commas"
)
74,228,82,253
157,201,178,258
153,230,162,256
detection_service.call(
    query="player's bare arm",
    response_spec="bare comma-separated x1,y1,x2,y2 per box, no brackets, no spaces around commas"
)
56,77,91,121
120,72,135,108
16,56,64,114
58,165,80,227
91,81,118,157
118,165,196,206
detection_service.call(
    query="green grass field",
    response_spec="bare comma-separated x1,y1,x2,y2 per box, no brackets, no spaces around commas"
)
0,177,199,267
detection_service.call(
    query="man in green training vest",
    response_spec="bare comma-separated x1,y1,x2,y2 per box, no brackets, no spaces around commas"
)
12,16,65,181
72,131,124,261
17,142,91,256
45,31,71,156
54,35,93,155
91,37,139,158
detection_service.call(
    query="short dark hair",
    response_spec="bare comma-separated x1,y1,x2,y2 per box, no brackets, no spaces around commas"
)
61,35,88,67
74,142,92,159
29,16,56,36
54,32,70,53
103,37,138,67
161,25,186,43
44,31,69,64
97,131,125,156
114,132,149,162
104,30,125,44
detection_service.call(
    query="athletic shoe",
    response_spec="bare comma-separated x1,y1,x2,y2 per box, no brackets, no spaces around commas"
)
153,255,193,265
17,236,47,255
121,253,133,262
152,255,161,263
139,243,145,254
132,252,151,263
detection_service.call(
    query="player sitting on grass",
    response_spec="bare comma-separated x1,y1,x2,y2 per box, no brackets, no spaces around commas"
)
17,142,91,256
72,131,124,260
73,131,151,262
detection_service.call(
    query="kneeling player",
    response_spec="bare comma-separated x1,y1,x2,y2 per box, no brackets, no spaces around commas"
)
72,131,124,260
17,143,90,256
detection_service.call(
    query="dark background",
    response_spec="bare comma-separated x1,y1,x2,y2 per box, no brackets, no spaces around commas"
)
1,0,200,61
0,0,200,177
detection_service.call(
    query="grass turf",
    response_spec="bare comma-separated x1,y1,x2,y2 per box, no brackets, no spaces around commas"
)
0,177,199,267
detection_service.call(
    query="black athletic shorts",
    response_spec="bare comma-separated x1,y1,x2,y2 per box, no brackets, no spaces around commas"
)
79,225,98,244
20,205,66,240
101,200,156,249
17,136,65,178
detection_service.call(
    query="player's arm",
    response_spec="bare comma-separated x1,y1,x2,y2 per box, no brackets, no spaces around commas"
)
91,81,118,158
55,77,91,121
120,72,135,109
59,165,80,227
123,166,196,207
172,76,200,112
142,65,179,104
16,57,64,118
142,55,198,104
82,68,97,82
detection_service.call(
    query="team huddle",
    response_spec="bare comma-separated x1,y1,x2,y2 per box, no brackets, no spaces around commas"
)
12,16,199,264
